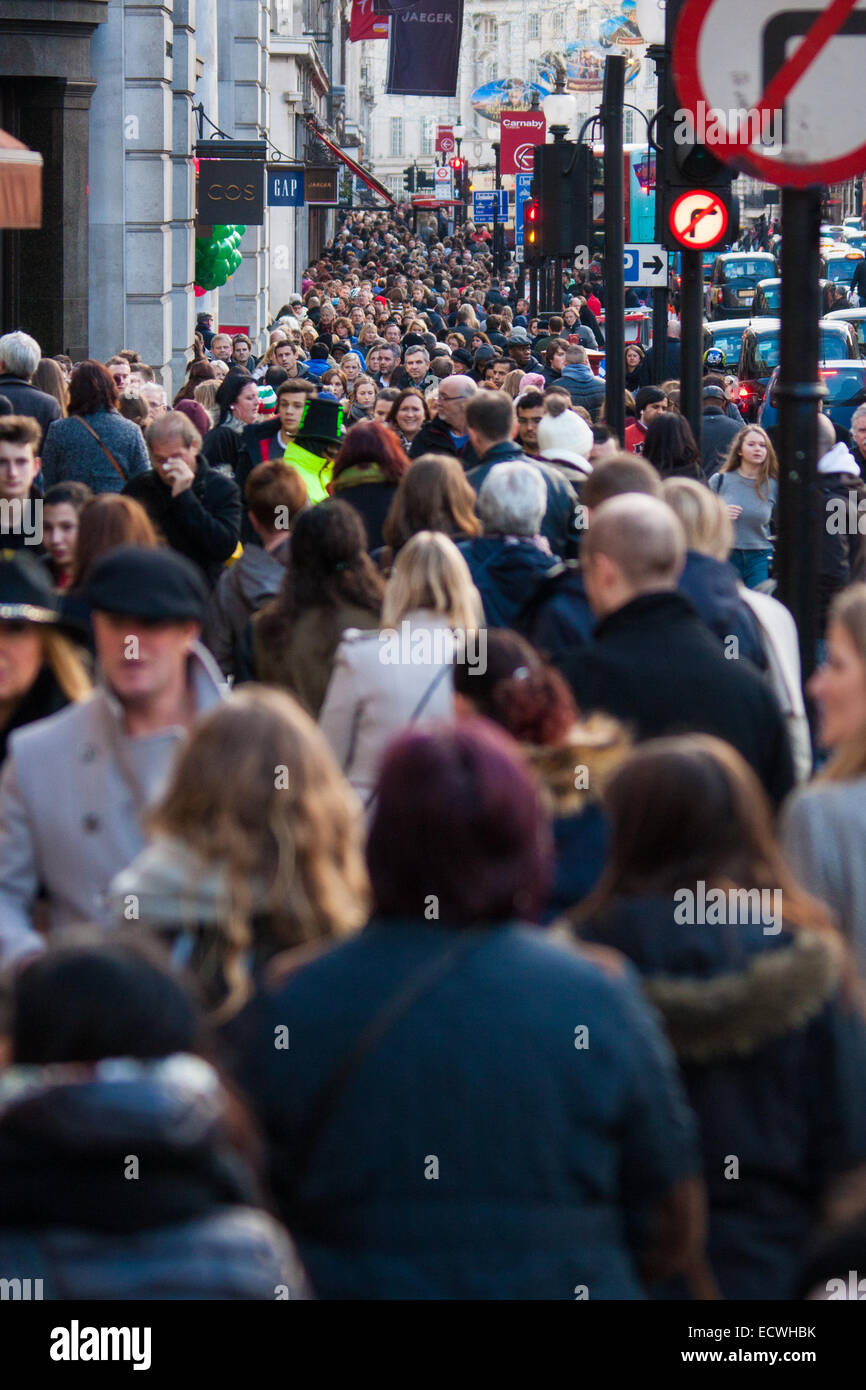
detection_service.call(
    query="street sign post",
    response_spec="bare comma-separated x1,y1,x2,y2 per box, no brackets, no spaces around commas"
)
434,166,454,199
623,243,668,286
668,189,729,248
673,0,866,187
472,189,508,223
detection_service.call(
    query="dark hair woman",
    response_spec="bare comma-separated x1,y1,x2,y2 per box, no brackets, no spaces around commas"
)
40,361,151,494
454,629,630,917
0,936,308,1298
230,718,704,1300
69,493,160,592
252,498,384,715
576,734,866,1300
329,421,410,552
199,370,259,477
642,411,703,480
173,357,216,407
625,344,646,393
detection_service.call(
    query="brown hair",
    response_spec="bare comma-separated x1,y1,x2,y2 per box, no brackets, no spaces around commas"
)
276,378,317,403
70,494,160,591
245,460,307,531
382,453,482,552
581,453,663,509
68,361,119,416
0,415,41,452
32,358,68,417
148,686,370,1015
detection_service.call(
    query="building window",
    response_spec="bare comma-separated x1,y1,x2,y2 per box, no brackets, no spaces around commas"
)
420,117,434,156
487,62,497,83
481,15,496,44
527,14,540,39
553,10,564,34
528,59,539,83
576,8,589,38
390,117,403,157
387,174,404,199
624,109,635,143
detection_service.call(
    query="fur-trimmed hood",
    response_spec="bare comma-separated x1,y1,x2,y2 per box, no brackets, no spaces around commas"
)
580,895,846,1064
523,715,630,816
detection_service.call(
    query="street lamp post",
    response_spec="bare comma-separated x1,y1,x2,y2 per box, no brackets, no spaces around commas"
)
454,120,465,226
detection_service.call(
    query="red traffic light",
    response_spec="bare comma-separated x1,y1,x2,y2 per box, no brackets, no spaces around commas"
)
449,156,466,171
525,199,540,244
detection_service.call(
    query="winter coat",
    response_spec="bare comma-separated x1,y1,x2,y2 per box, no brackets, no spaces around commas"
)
226,917,700,1300
816,443,866,627
457,535,558,629
524,717,630,920
253,599,380,719
519,561,595,662
580,897,866,1299
466,442,580,561
41,409,151,494
123,455,242,585
0,1054,307,1299
781,779,866,975
203,537,289,677
0,665,73,768
740,586,812,783
556,591,795,806
0,374,61,448
408,415,479,468
678,551,767,669
331,466,399,552
700,408,742,477
317,611,456,802
0,644,225,965
558,364,606,418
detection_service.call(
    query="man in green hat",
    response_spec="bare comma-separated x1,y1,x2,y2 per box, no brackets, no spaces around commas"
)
283,396,343,503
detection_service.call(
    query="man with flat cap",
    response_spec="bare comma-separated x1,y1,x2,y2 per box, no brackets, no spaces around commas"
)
0,546,225,964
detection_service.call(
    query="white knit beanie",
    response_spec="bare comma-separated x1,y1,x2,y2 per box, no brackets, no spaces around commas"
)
537,407,593,459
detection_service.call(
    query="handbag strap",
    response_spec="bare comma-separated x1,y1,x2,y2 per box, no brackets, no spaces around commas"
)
74,415,128,482
285,931,488,1206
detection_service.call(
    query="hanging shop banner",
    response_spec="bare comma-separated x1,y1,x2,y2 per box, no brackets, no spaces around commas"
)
267,167,305,207
386,0,464,97
349,0,389,40
197,160,264,225
304,166,339,205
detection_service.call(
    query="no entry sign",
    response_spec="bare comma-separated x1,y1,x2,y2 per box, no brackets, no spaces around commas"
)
673,0,866,186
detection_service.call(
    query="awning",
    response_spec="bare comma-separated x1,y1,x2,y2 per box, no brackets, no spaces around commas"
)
0,129,42,229
305,123,394,205
411,198,463,207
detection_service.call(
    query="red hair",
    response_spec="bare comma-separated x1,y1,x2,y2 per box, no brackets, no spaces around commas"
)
331,419,410,485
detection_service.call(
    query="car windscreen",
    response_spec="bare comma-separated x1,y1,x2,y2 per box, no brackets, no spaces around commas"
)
757,284,781,309
819,367,866,406
708,327,747,361
753,327,852,372
722,259,775,282
825,257,862,285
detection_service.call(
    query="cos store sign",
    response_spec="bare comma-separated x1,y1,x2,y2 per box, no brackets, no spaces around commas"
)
197,160,265,225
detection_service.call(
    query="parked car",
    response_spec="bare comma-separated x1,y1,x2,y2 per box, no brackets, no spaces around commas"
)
737,319,859,421
707,252,778,318
758,360,866,433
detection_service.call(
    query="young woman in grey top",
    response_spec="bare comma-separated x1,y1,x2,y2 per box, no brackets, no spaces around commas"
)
781,584,866,974
709,426,778,588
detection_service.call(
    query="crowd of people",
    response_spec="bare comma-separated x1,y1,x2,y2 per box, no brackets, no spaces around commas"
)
1,205,866,1302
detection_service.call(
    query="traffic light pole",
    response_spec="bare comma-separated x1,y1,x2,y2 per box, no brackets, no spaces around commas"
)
492,142,502,276
602,56,625,446
680,249,703,450
648,42,669,385
775,187,823,682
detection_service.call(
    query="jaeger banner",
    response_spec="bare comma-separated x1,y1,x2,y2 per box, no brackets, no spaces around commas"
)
386,1,465,98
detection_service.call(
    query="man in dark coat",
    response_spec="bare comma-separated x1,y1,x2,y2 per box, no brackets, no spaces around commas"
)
0,331,61,449
557,494,795,805
465,392,580,560
458,461,559,627
700,385,742,476
409,375,479,466
124,411,242,586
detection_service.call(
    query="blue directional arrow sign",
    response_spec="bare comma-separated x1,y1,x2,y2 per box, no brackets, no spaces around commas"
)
623,242,667,287
472,189,508,224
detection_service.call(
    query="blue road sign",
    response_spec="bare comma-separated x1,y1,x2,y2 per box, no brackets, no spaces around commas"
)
472,189,508,224
623,243,667,287
515,173,533,246
267,168,305,207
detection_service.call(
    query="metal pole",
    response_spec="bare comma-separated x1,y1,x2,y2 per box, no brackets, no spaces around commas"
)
529,263,538,320
647,43,668,384
554,256,563,313
492,141,501,276
680,249,703,450
775,187,824,682
603,55,625,445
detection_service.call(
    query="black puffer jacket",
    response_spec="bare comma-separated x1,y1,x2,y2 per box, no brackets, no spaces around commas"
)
0,1054,308,1300
124,456,242,585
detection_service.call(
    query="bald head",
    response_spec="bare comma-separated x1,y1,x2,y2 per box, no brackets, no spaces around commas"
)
583,494,686,617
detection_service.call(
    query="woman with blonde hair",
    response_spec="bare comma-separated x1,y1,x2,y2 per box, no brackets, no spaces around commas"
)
782,583,866,971
709,424,779,587
193,377,220,427
318,531,482,803
110,685,370,1017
